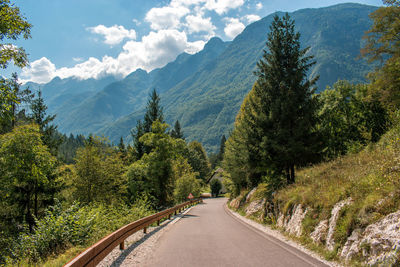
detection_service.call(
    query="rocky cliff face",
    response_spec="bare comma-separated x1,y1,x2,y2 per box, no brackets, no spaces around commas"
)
229,188,400,266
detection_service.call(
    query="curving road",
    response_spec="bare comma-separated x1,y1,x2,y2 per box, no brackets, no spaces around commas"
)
144,198,329,267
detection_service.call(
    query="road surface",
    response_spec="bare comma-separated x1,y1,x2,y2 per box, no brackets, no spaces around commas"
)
144,198,329,267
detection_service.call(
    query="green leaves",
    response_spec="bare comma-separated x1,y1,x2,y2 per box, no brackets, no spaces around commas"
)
0,0,31,69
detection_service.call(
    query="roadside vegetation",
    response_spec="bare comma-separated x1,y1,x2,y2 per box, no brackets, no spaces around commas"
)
224,0,400,265
0,2,211,265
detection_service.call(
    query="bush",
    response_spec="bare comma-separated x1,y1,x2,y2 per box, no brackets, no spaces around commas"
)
5,198,154,265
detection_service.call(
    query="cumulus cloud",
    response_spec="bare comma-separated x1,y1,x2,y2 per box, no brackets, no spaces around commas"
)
185,14,216,34
205,0,245,15
88,25,136,45
224,18,245,39
145,6,189,30
256,2,263,10
21,57,56,84
244,14,261,24
21,30,205,83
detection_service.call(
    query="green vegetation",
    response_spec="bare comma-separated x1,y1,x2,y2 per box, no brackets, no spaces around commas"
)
225,1,400,265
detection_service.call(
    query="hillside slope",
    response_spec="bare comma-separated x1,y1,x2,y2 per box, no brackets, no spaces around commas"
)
229,122,400,265
102,3,377,151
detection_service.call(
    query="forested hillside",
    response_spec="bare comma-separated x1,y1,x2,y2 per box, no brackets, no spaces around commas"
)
28,3,377,152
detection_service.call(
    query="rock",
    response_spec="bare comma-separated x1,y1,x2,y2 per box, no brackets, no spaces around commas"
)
340,229,362,261
277,213,287,228
246,188,257,203
326,198,353,251
360,210,400,265
286,204,308,237
245,199,266,216
310,220,329,244
230,196,241,210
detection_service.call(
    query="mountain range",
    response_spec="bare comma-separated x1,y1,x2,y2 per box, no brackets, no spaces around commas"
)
26,3,378,152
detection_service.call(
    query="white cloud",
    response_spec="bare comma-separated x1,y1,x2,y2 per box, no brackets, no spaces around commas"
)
224,18,245,39
72,57,84,62
21,30,205,83
88,25,136,45
256,2,263,10
21,57,56,84
185,14,216,34
145,6,189,30
132,19,141,26
244,14,261,24
204,0,245,15
170,0,207,7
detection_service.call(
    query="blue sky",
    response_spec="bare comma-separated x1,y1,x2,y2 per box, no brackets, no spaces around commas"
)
7,0,382,83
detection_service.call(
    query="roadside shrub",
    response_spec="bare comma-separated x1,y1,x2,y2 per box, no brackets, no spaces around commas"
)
6,197,154,265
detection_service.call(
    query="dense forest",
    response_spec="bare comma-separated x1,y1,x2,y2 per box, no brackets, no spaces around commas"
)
0,1,214,265
1,0,399,265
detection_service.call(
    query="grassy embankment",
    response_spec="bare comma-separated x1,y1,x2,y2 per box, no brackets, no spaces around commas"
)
229,122,400,264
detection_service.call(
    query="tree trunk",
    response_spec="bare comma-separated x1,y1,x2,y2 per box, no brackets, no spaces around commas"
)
290,164,295,184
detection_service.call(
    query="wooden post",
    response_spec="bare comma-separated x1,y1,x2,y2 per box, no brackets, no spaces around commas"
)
168,214,171,220
143,227,147,234
157,220,160,226
120,241,125,250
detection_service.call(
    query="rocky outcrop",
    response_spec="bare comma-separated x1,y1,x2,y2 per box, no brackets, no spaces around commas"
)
277,204,308,237
245,199,266,217
340,210,400,265
310,220,329,244
340,229,362,261
326,198,353,251
246,188,257,203
230,196,241,209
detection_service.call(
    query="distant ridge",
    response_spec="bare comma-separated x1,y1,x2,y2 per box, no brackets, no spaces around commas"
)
28,3,378,152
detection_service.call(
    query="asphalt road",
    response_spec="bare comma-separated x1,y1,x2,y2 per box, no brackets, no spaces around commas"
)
145,198,329,267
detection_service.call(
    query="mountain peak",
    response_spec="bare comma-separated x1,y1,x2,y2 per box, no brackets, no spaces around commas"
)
204,37,225,50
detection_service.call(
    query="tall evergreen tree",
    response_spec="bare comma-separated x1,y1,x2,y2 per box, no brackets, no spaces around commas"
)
170,120,184,139
217,135,226,162
225,14,319,191
252,13,319,184
143,89,164,133
132,89,164,159
30,90,60,155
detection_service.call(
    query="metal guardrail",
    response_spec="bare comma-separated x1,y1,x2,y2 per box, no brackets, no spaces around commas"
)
64,198,202,267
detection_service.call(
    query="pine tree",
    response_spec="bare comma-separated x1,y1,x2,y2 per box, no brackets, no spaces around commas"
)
225,14,319,191
143,89,164,133
132,89,165,159
30,90,60,155
217,135,226,162
252,13,319,184
170,120,184,139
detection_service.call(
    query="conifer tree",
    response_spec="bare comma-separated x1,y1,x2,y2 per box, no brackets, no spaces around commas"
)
225,14,319,190
252,13,319,184
217,135,226,162
30,90,60,155
170,120,184,139
143,89,164,133
131,89,164,160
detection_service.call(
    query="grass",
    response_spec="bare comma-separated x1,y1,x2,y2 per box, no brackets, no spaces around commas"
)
228,123,400,265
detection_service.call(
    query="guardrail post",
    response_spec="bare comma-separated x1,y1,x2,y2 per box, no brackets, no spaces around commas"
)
168,214,171,220
157,220,160,226
144,227,147,234
120,240,125,250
